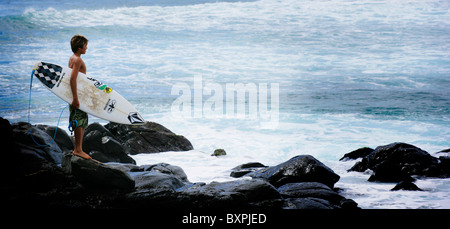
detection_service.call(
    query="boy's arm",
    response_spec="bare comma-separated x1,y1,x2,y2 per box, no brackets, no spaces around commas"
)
70,58,81,108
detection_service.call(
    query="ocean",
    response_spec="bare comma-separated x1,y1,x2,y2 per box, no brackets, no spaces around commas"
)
0,0,449,209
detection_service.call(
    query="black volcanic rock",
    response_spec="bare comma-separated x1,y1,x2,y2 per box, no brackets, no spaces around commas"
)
11,122,64,165
340,147,373,161
391,181,423,191
250,155,340,188
64,153,135,191
230,162,267,178
1,116,359,210
105,121,194,155
82,123,136,164
347,142,447,181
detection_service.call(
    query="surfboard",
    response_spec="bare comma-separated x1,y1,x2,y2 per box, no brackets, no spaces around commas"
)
32,61,145,125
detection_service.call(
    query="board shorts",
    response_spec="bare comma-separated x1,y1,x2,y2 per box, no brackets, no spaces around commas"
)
69,105,88,129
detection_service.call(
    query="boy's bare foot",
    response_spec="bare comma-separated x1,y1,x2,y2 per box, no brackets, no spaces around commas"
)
72,150,92,160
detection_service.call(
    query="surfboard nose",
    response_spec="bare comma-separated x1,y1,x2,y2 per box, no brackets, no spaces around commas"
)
33,62,41,70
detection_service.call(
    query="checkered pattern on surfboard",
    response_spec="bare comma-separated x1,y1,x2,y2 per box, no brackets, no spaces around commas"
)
34,62,62,89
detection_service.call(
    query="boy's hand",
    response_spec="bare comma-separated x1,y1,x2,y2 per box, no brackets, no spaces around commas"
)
71,98,80,109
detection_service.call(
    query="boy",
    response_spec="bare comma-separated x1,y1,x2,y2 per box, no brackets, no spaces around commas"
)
69,35,91,160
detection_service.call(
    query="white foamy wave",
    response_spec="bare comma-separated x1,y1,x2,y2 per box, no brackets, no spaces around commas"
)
24,0,449,31
24,4,230,30
136,111,449,171
331,160,450,209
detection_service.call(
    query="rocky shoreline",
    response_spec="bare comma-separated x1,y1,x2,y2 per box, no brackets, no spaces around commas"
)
1,116,448,211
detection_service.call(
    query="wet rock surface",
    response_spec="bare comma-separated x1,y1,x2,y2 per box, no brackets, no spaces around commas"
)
344,142,449,192
1,117,357,210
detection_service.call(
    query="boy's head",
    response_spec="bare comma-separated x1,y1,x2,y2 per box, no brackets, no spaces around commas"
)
71,35,88,54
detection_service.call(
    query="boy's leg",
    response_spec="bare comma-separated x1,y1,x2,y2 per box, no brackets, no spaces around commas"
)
72,127,91,159
69,105,91,159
